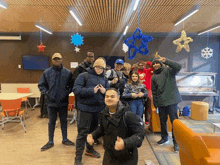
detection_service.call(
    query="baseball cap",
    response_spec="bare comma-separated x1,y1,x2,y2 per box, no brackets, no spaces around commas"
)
52,53,62,59
115,59,124,65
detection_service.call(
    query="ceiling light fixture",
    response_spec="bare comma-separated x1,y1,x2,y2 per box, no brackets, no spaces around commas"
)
198,24,220,35
123,25,129,35
0,35,21,40
174,5,200,26
0,1,7,9
69,7,82,26
35,23,53,35
133,0,141,11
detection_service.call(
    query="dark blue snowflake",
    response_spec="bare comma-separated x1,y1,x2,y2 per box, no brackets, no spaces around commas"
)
71,33,84,47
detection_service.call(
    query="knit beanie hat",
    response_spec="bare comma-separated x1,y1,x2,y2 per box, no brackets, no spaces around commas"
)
93,57,106,68
152,59,163,66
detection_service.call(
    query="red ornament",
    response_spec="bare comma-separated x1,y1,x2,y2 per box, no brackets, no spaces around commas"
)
37,42,46,52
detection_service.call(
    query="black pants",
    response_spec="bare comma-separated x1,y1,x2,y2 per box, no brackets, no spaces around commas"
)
40,93,48,117
158,104,178,143
48,106,68,142
75,110,99,157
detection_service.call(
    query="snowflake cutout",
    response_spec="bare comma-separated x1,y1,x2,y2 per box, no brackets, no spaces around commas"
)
122,43,128,53
74,47,80,53
71,33,84,47
201,47,213,59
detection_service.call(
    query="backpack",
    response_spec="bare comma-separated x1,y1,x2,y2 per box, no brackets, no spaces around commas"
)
182,105,190,116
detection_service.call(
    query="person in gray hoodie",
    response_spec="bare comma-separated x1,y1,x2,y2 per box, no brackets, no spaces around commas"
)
151,56,182,153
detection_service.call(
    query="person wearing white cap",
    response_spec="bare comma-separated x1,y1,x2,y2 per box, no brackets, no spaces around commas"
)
38,53,75,151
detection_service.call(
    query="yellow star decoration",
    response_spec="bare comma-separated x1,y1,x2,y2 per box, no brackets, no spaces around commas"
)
173,30,193,53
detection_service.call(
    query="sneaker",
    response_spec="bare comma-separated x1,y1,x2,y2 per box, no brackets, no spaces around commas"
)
157,138,169,146
85,148,101,158
145,121,149,126
173,143,179,152
62,139,75,146
41,142,54,151
94,139,101,145
74,156,82,165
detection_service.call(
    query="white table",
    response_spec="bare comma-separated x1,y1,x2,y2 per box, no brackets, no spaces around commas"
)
0,93,34,100
212,123,220,133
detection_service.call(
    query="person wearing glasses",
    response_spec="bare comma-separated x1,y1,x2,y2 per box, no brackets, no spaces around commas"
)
72,50,95,85
38,53,75,151
73,58,110,165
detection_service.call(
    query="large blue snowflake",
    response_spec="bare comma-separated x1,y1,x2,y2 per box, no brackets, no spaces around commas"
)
71,33,84,47
124,28,153,60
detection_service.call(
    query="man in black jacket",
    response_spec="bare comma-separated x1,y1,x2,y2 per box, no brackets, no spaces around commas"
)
38,53,75,151
72,50,95,85
151,56,182,152
87,88,145,165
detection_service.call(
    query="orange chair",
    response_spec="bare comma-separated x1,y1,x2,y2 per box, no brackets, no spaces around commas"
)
68,95,76,124
0,99,26,133
173,119,220,165
17,88,32,111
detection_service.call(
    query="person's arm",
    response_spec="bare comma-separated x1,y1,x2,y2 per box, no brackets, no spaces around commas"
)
123,112,145,149
163,59,182,75
72,73,95,97
67,72,73,94
151,77,158,108
38,73,48,94
142,85,148,98
146,61,153,68
122,84,132,98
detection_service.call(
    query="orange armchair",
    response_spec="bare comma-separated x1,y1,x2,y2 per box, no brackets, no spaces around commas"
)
173,119,220,165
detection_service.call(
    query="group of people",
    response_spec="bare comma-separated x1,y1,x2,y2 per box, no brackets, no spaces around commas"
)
38,50,182,165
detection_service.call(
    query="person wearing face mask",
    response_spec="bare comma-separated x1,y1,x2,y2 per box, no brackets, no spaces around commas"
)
151,56,182,153
73,57,110,165
87,88,145,165
38,53,75,151
122,71,148,117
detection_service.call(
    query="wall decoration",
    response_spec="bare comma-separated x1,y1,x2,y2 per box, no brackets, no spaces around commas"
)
173,30,193,53
74,47,80,53
37,42,46,52
122,43,128,53
71,33,84,47
201,32,213,59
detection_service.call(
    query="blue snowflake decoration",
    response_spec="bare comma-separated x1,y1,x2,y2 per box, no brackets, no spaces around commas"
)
71,33,84,47
124,28,153,60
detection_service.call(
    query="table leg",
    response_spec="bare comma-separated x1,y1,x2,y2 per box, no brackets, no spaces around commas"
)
33,97,40,109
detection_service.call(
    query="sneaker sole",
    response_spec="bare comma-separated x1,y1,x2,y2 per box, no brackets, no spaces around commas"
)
173,149,179,153
157,141,169,146
85,152,100,158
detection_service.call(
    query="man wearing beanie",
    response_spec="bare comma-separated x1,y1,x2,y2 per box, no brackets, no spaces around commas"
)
38,53,75,151
151,56,182,153
73,57,110,165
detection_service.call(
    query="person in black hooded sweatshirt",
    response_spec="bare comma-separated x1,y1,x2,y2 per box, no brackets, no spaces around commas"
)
151,56,182,153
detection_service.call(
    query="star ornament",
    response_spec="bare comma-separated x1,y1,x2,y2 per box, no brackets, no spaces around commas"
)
173,30,193,53
37,42,46,52
124,28,153,60
122,43,128,53
74,47,80,53
201,47,213,59
71,33,84,47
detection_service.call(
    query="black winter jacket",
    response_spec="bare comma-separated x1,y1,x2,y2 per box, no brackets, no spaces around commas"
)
151,59,182,107
72,67,110,113
92,101,145,165
38,65,73,107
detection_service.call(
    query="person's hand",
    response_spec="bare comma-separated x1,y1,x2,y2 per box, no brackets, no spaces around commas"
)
132,63,138,69
112,77,118,84
158,56,166,63
114,136,125,151
99,84,106,94
138,92,144,97
87,134,94,146
131,93,138,98
94,85,100,93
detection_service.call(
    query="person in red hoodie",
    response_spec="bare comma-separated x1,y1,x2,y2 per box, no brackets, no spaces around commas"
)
132,61,154,125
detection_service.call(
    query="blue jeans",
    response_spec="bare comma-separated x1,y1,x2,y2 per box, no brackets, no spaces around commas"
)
48,106,68,142
130,99,144,117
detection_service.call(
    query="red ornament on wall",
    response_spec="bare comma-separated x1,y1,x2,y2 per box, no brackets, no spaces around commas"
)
37,42,46,52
